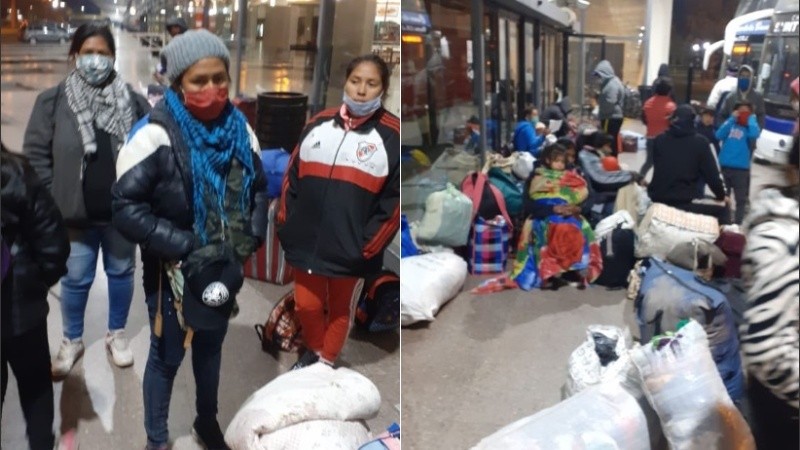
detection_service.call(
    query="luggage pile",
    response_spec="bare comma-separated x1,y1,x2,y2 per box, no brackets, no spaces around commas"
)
400,152,535,325
473,321,755,450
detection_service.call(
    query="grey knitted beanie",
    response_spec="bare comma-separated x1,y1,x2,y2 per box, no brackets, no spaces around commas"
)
160,29,230,84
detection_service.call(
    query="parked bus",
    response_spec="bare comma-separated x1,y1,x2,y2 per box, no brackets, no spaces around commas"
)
753,0,799,164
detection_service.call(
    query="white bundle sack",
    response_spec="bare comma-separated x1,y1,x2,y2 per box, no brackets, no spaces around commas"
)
472,381,652,450
565,325,633,397
512,152,536,180
400,252,467,326
225,364,381,450
594,210,636,241
635,203,719,259
416,183,473,247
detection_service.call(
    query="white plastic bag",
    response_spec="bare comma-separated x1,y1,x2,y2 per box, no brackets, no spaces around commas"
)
565,325,632,397
630,321,755,450
225,364,381,450
512,152,536,180
416,183,473,247
594,210,636,241
400,252,467,325
472,381,652,450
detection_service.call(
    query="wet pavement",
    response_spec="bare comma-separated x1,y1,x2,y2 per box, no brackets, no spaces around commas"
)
1,29,399,449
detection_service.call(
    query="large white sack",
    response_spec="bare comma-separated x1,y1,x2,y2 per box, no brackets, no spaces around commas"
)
594,210,636,241
259,420,371,449
472,381,652,450
225,364,381,450
400,252,468,326
565,325,633,397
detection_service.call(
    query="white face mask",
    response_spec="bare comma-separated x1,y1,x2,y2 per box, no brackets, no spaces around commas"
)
343,92,382,117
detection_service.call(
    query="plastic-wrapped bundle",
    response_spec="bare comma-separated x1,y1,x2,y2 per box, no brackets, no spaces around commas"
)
224,364,381,450
472,381,654,450
565,325,633,397
630,321,755,450
400,252,468,325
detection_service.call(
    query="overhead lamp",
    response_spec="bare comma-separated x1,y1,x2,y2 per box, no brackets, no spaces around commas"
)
576,0,590,9
691,43,701,52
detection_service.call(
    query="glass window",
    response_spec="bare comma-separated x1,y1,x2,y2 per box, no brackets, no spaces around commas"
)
400,0,480,220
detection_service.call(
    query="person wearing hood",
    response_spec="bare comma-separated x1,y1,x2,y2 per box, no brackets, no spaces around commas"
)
719,65,766,129
707,64,739,109
513,107,547,156
592,60,625,156
648,105,730,223
541,96,572,138
277,54,400,371
577,133,639,225
22,23,150,380
640,76,677,178
112,29,268,449
165,17,188,37
740,183,799,450
716,101,761,224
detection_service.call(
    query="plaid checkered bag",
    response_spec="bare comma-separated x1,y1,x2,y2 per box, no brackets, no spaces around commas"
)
469,215,511,274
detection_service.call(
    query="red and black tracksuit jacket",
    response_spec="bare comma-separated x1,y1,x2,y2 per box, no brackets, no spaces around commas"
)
277,107,400,277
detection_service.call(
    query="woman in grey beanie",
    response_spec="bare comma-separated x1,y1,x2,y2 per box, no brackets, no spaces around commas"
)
112,29,268,450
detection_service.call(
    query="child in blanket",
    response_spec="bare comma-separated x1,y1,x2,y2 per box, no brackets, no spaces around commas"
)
514,144,603,290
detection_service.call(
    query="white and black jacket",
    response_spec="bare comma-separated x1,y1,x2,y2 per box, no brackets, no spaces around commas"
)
741,186,799,409
277,107,400,278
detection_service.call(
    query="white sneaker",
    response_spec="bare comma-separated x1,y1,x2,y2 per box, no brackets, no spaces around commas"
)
52,338,84,378
105,329,134,368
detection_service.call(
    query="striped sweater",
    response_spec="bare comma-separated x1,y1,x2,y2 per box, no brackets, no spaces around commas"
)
277,107,400,277
741,187,799,409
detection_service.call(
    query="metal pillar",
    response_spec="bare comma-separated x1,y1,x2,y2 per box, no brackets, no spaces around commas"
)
533,20,541,109
233,0,246,96
471,0,486,164
561,31,569,96
309,0,335,116
517,17,525,119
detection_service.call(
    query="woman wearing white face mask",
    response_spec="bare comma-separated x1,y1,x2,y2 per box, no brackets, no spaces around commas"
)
23,23,150,379
278,54,400,370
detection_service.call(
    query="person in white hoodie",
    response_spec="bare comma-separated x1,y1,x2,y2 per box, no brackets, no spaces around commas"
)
706,64,739,109
740,183,799,450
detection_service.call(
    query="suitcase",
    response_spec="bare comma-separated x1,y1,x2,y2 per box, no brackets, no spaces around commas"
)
595,227,636,288
243,199,294,285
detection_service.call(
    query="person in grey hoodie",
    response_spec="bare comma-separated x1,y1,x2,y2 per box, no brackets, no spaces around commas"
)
593,60,625,156
719,64,766,129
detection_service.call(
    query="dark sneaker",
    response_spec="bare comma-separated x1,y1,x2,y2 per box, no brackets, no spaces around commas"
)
191,417,229,450
290,350,319,371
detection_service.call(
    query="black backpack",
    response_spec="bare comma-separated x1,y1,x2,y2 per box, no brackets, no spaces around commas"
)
355,272,400,332
594,227,636,288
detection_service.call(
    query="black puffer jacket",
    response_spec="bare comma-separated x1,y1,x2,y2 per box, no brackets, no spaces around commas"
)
111,101,268,296
541,97,572,137
1,148,70,338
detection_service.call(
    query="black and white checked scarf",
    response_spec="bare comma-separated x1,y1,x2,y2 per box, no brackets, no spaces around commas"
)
64,70,133,155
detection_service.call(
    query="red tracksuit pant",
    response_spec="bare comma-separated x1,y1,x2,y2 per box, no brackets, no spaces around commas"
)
293,271,364,362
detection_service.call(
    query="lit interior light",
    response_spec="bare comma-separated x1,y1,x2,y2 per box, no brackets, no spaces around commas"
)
160,8,166,14
130,5,136,14
402,35,423,44
223,6,229,14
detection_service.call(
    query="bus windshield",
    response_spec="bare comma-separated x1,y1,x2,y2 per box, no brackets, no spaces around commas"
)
736,0,780,16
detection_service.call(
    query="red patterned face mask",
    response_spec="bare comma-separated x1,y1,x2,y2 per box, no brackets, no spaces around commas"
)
183,86,229,122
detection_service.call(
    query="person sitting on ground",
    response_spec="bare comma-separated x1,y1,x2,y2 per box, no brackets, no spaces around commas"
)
513,144,602,291
648,104,730,223
578,133,639,224
557,137,579,173
640,76,677,178
740,183,798,450
696,105,720,154
1,143,71,450
513,107,547,157
541,96,572,138
716,101,761,225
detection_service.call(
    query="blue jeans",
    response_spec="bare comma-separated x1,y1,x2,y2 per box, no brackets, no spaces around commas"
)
143,288,228,447
61,226,136,339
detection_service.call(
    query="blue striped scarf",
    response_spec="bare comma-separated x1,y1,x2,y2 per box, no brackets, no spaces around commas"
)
165,89,255,245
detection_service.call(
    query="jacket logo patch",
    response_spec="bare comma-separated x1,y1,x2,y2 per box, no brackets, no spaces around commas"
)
312,141,321,149
356,141,378,162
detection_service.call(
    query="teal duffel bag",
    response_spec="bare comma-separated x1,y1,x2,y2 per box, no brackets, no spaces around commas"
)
488,167,523,218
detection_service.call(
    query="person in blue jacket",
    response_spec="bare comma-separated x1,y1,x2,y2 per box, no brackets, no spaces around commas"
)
513,107,547,157
716,101,761,224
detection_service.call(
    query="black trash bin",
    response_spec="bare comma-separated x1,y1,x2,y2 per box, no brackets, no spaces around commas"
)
256,92,308,152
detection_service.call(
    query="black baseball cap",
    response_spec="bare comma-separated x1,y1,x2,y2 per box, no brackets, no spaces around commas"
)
181,244,243,330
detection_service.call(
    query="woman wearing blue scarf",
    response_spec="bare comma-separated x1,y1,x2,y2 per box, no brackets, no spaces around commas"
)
111,29,268,450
